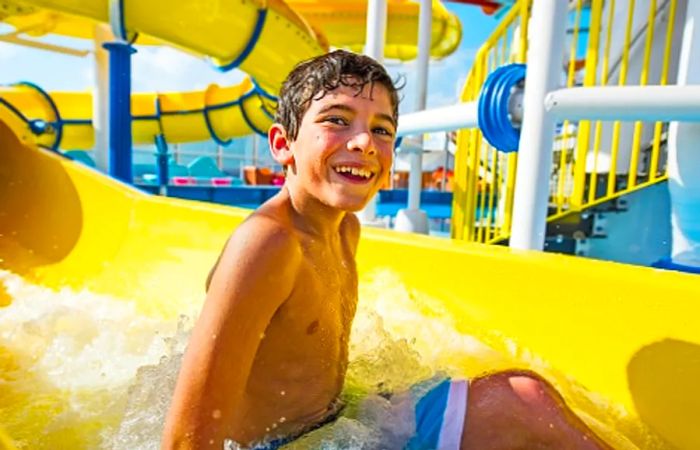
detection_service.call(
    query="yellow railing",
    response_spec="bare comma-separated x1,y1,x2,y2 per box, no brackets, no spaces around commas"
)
452,0,680,242
567,0,678,218
452,0,530,242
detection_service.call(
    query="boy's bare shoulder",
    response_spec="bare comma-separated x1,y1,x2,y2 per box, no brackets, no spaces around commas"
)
205,205,302,292
228,211,301,260
209,212,302,287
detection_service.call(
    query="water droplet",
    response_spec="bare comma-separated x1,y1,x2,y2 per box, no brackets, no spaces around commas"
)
271,423,277,429
212,333,217,340
212,409,222,419
259,333,265,339
280,390,286,396
279,416,286,423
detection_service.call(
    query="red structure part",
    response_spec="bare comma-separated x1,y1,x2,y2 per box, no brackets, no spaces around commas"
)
443,0,502,15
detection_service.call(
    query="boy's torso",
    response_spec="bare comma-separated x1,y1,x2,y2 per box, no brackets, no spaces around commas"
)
233,210,359,441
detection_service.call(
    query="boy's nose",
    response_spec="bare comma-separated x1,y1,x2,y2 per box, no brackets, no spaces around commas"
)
346,131,376,155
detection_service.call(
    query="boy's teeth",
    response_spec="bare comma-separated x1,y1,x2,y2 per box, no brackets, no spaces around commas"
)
335,166,372,179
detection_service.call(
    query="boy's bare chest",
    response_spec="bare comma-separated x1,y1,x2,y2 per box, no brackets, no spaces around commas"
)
270,243,357,338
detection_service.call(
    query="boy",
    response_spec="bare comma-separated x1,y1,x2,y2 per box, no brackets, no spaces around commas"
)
162,50,610,450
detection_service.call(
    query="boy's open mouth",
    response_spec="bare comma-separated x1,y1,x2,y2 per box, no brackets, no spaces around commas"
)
333,165,375,183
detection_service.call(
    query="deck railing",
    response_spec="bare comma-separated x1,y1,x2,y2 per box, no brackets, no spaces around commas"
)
452,0,681,243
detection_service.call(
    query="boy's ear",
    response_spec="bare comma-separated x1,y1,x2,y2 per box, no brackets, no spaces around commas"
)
269,123,294,166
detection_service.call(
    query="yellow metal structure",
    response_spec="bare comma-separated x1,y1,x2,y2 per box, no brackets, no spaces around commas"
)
2,110,700,449
452,1,529,242
452,0,681,243
0,0,461,147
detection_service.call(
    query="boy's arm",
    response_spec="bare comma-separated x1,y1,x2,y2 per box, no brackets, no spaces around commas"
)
162,217,301,449
205,236,229,292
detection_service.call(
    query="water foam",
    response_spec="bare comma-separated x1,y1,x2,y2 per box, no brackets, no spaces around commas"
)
0,269,184,449
0,268,503,449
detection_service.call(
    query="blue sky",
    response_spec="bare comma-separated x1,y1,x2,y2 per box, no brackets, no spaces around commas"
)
0,3,498,111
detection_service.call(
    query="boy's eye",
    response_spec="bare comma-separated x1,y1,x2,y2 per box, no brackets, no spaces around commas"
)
373,127,394,138
324,116,348,126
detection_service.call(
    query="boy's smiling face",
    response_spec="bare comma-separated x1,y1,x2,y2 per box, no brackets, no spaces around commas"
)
270,82,396,212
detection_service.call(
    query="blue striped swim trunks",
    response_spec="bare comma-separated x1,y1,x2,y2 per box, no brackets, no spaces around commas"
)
239,378,468,450
405,378,469,450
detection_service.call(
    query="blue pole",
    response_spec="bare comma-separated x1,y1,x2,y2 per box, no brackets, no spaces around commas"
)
103,41,136,183
154,134,169,195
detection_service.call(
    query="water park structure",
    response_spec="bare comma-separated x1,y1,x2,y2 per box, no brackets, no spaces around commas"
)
1,0,700,449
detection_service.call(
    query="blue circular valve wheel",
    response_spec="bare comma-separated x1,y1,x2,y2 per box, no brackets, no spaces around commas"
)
477,63,526,153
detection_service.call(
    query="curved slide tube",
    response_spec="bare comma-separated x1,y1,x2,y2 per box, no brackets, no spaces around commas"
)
0,0,461,147
2,114,700,448
0,77,277,149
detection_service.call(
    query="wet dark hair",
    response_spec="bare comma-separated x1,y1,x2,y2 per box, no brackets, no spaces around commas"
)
275,50,401,141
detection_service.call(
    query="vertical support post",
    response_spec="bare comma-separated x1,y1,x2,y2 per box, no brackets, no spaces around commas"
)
509,0,569,250
667,0,700,268
217,144,223,169
103,41,136,184
93,24,113,172
410,0,432,209
442,132,450,191
155,135,169,196
357,0,388,226
173,143,180,163
365,0,387,63
252,134,259,167
395,0,431,233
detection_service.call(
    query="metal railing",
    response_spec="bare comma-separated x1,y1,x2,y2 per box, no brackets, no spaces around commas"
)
452,0,681,243
452,0,530,242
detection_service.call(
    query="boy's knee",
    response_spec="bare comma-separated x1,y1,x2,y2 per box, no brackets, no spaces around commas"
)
472,370,563,415
508,373,551,406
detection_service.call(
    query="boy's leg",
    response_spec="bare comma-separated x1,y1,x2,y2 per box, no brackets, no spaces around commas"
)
460,370,611,450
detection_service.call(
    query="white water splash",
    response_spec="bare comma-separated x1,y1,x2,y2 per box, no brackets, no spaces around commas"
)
0,269,503,449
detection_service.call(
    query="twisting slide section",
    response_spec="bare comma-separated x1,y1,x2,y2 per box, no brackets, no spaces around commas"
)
0,0,462,146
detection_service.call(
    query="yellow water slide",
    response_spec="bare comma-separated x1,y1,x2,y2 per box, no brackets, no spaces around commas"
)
2,1,700,449
2,110,700,449
0,0,461,148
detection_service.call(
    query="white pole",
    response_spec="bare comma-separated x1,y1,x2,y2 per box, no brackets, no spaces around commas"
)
668,0,700,268
357,0,387,226
93,23,113,172
409,0,432,210
395,0,431,233
545,86,700,121
365,0,387,64
397,101,479,137
509,0,569,250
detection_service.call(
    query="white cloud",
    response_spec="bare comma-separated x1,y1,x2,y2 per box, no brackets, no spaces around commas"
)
131,46,247,93
0,42,20,61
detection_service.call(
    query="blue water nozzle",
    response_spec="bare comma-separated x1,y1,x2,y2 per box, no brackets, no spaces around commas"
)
478,63,526,153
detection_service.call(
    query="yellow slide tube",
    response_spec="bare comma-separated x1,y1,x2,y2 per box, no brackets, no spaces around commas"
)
1,0,461,149
7,0,461,61
0,78,275,149
2,108,700,448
